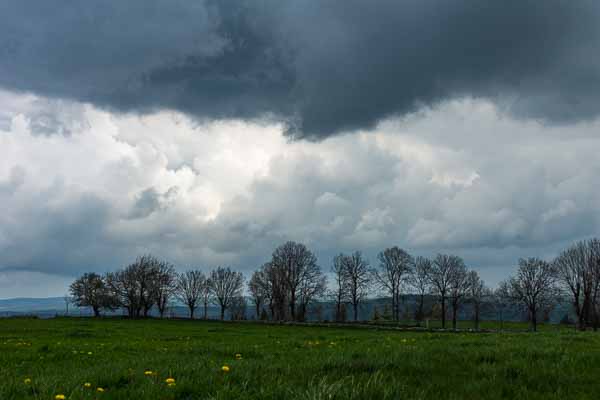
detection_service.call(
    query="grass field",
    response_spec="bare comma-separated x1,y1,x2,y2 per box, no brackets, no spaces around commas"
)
1,318,599,399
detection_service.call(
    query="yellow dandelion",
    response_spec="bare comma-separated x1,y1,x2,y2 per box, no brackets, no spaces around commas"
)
235,353,242,360
55,395,66,400
24,378,32,384
84,382,92,388
221,365,230,373
96,387,105,393
144,370,153,376
165,378,175,384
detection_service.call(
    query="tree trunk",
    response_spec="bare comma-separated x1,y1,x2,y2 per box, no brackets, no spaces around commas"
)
298,304,306,322
452,303,457,330
93,306,100,318
416,294,424,326
391,289,397,322
289,290,297,321
441,296,446,329
189,306,195,319
335,300,345,322
353,303,358,321
220,306,225,320
531,308,537,332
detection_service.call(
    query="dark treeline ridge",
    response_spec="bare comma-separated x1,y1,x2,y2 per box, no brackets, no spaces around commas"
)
68,239,600,332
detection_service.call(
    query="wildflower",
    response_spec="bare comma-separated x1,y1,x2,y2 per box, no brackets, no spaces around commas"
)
24,378,32,384
96,387,105,393
221,365,230,373
87,352,93,355
235,353,242,360
165,378,175,384
55,395,66,400
84,382,92,388
144,370,154,376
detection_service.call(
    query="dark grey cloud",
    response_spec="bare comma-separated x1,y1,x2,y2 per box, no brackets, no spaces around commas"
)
1,1,599,139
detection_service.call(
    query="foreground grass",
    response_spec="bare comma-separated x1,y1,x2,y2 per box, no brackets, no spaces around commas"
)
0,318,599,399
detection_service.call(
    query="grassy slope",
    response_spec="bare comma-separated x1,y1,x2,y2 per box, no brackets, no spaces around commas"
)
1,318,599,399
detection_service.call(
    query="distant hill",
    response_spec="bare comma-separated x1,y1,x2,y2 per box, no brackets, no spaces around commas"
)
0,295,574,323
0,297,69,314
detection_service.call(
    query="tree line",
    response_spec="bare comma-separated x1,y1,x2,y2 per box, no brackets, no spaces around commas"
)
69,238,600,331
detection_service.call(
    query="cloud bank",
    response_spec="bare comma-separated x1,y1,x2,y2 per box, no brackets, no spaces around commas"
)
2,90,600,296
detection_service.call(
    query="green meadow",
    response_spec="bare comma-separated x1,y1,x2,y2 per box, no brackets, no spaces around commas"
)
1,318,599,399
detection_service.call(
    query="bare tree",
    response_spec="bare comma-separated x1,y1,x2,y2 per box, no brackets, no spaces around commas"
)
466,270,486,330
264,261,288,320
136,255,162,317
448,261,469,330
106,266,139,318
106,255,164,318
209,267,244,320
63,295,71,316
343,251,371,321
330,254,349,322
408,256,432,325
591,241,600,330
271,241,323,321
248,268,268,319
509,257,557,332
70,272,117,317
175,270,205,319
296,264,327,322
229,296,247,320
201,278,212,319
374,247,414,321
154,262,177,318
554,239,600,330
429,254,463,329
494,280,513,331
248,262,279,320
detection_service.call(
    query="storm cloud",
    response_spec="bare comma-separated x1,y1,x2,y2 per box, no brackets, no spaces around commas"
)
1,1,600,138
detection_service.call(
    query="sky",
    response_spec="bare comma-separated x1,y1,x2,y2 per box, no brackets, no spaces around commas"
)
1,1,600,298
